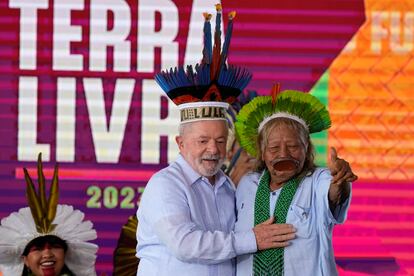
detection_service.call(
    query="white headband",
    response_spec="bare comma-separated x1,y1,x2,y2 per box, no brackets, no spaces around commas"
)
178,101,230,124
258,112,309,133
177,101,230,110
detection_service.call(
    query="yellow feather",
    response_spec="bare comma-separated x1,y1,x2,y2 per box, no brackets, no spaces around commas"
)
37,153,47,213
47,164,59,223
24,168,42,227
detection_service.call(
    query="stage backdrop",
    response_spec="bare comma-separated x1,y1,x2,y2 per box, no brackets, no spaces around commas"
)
1,0,413,275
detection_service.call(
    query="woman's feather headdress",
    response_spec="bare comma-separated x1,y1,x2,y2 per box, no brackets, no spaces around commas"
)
113,215,139,276
0,154,98,276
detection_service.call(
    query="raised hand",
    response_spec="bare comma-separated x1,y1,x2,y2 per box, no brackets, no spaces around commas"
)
327,147,356,209
328,147,357,185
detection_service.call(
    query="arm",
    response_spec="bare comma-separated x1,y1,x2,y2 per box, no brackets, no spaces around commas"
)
140,173,256,265
313,168,351,225
143,172,296,264
236,173,296,251
229,149,256,187
327,147,357,215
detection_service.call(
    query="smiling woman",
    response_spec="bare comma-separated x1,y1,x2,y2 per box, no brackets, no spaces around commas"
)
0,155,98,276
21,235,68,276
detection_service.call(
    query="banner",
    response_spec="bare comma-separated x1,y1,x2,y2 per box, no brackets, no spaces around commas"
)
1,0,413,274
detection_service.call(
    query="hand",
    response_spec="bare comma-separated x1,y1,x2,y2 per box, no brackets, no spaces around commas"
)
252,217,296,250
229,150,255,186
328,147,357,185
327,147,355,208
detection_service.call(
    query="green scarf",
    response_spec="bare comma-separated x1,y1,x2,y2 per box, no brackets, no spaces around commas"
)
253,170,302,276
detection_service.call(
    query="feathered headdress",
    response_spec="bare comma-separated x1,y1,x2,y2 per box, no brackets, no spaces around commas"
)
113,215,139,276
235,86,331,157
0,154,98,276
155,4,252,123
223,90,258,174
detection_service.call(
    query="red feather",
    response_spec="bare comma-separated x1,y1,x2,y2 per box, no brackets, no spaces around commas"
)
210,4,222,81
271,83,281,106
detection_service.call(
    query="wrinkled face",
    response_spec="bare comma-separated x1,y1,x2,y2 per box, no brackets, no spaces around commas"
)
177,120,228,179
262,124,307,185
23,243,65,276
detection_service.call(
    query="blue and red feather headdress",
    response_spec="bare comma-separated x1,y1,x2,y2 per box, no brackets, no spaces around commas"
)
155,4,252,123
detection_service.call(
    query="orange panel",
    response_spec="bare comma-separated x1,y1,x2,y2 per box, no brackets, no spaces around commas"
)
329,0,414,180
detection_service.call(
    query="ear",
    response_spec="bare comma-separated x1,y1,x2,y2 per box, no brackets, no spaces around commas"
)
176,135,184,151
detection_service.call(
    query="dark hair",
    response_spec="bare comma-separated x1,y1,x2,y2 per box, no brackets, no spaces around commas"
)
22,235,68,256
21,235,74,276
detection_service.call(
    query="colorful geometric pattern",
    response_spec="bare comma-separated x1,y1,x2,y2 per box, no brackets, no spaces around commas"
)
1,0,389,274
329,2,414,181
327,1,414,274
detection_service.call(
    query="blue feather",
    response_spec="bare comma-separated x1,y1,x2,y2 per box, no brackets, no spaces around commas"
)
220,16,233,68
215,10,221,42
202,19,212,64
154,5,251,104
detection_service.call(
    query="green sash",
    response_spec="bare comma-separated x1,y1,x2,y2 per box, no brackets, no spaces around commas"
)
253,170,301,276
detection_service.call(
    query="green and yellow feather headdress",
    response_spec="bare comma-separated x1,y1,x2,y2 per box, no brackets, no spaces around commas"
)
235,85,331,157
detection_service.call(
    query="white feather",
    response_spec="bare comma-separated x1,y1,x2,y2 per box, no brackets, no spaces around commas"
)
0,204,97,276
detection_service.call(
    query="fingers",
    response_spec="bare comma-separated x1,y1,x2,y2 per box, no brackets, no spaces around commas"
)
331,161,348,181
259,216,274,225
331,164,358,184
258,234,295,250
265,223,295,236
328,147,339,175
327,148,358,186
230,151,256,186
330,147,338,163
331,172,358,186
330,156,352,179
267,232,296,243
347,174,358,182
253,223,296,250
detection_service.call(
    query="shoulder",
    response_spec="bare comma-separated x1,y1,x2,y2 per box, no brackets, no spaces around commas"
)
139,162,189,214
222,172,237,190
303,167,332,183
300,167,332,195
314,167,331,178
236,172,260,196
144,161,188,194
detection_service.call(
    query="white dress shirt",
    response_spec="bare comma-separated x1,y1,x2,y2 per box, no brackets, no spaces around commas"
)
136,154,257,276
235,168,351,276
